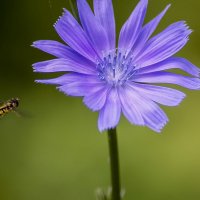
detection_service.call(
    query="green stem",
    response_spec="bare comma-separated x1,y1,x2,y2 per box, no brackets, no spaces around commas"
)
107,128,121,200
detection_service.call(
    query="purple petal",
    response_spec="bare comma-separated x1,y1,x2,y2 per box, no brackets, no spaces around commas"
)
32,40,76,59
83,85,110,111
142,101,168,133
131,83,185,106
118,0,148,52
135,21,192,67
133,71,200,90
36,74,71,85
94,0,116,49
77,0,109,57
132,4,170,56
127,84,168,132
32,40,97,66
137,57,200,77
118,86,144,126
57,73,103,96
54,9,97,62
33,58,96,75
98,88,121,132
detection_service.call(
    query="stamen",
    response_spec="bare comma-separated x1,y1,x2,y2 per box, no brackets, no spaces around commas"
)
96,49,137,86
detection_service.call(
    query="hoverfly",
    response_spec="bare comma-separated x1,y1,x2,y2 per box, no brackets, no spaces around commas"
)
0,98,20,117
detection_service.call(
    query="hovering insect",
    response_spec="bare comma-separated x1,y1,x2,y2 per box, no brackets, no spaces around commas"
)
0,98,20,117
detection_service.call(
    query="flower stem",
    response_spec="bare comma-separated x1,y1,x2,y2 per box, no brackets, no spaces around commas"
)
107,128,121,200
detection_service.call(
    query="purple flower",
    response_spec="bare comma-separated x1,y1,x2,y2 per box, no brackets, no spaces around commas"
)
32,0,200,132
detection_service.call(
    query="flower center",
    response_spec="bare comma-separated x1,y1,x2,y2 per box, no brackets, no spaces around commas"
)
96,49,137,86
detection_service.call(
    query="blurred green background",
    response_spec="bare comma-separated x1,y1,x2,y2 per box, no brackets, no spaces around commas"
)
0,0,200,199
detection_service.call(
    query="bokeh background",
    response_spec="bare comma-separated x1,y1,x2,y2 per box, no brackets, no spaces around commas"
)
0,0,200,199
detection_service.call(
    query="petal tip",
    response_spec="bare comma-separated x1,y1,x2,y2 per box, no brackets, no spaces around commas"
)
154,122,168,133
161,4,171,14
31,41,41,48
35,80,44,84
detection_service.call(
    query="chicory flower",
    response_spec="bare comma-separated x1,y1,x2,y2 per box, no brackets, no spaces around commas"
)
33,0,200,132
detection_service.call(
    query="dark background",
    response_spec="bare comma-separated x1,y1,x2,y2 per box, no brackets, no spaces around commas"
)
0,0,200,199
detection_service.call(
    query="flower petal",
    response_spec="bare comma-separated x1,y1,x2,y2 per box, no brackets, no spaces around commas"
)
57,73,103,96
33,58,96,75
137,57,200,77
127,84,168,132
32,40,77,59
131,83,185,106
83,84,110,111
94,0,116,49
133,71,200,90
54,9,97,61
36,74,72,85
135,21,192,67
36,73,98,86
98,88,121,132
118,86,144,126
142,100,168,133
132,4,170,56
77,0,109,57
118,0,148,52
